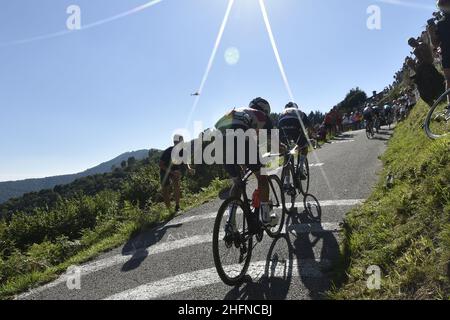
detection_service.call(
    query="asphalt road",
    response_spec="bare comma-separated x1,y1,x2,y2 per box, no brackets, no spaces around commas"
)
17,127,392,300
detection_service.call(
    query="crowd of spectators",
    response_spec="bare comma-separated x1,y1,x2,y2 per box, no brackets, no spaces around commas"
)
312,2,449,143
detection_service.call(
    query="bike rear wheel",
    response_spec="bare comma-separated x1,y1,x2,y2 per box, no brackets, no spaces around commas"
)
424,89,450,140
298,156,310,196
281,162,297,213
213,197,253,286
366,126,374,139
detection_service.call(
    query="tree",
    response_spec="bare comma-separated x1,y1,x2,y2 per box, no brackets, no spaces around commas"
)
127,157,136,167
121,161,127,169
337,88,368,114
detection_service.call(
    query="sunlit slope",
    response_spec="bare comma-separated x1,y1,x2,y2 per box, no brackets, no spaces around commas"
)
331,100,450,299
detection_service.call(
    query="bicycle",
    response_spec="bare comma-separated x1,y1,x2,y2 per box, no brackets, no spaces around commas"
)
424,88,450,140
366,120,375,139
374,116,381,133
212,168,286,286
280,143,310,213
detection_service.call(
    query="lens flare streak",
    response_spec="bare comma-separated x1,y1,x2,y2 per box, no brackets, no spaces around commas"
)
185,0,235,125
0,0,163,47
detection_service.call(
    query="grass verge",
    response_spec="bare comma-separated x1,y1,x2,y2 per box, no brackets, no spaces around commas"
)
329,100,449,299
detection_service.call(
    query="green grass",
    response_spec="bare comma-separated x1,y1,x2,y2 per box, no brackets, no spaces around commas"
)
0,178,229,300
329,100,450,300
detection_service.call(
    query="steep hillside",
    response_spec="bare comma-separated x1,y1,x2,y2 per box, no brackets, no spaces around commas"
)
331,100,450,299
0,147,228,298
0,150,151,204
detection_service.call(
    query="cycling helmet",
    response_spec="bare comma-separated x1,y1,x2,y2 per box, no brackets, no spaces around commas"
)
285,102,299,109
438,0,450,13
249,97,271,115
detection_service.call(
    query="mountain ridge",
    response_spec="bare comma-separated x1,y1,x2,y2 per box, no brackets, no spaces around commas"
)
0,149,151,204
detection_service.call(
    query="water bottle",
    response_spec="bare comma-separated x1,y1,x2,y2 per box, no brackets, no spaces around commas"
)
252,189,261,209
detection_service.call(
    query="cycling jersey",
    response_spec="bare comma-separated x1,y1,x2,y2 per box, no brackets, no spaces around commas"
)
278,107,310,147
215,107,273,133
363,107,374,122
215,107,273,178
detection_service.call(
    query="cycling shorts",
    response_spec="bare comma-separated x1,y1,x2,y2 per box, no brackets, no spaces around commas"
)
221,130,263,178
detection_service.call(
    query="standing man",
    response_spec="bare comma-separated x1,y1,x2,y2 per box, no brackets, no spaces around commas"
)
407,37,445,107
429,0,450,110
159,135,194,213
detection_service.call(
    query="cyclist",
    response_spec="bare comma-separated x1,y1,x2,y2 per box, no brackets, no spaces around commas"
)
278,102,311,186
372,105,382,132
215,97,278,227
384,104,394,127
363,104,375,133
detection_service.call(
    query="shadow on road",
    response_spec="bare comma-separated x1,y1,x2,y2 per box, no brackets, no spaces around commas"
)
286,211,340,299
331,133,355,141
223,235,294,300
120,223,182,272
223,196,340,300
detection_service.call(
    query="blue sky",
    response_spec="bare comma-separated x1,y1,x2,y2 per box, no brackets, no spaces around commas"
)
0,0,435,181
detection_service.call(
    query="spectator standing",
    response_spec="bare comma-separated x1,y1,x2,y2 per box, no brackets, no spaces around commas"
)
407,37,445,106
429,0,450,108
323,113,333,137
159,135,194,213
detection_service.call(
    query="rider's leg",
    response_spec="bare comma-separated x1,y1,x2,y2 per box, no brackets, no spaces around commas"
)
172,171,181,211
160,171,172,210
162,185,171,210
255,171,277,226
254,171,269,202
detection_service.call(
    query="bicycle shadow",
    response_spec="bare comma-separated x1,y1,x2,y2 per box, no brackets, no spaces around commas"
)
223,234,294,300
285,209,340,299
223,196,340,300
120,223,182,272
371,135,390,142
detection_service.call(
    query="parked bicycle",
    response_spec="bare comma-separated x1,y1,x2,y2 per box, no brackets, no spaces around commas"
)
212,168,286,286
424,88,450,140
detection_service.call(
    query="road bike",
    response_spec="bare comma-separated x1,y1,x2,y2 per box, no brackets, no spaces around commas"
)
212,168,286,286
424,88,450,140
366,120,375,139
280,144,310,212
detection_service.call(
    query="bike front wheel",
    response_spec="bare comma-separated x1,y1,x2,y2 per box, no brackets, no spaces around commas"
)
265,175,286,238
424,89,450,140
213,197,253,286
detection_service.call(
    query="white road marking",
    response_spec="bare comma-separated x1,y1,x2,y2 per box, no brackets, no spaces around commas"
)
286,222,341,234
17,199,363,299
330,140,355,144
267,163,324,175
165,199,364,229
309,163,324,167
104,258,332,300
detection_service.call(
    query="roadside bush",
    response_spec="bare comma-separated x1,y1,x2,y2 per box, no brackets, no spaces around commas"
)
121,165,160,208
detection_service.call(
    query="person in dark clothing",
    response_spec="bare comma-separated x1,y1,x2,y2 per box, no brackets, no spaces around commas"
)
408,37,445,107
429,0,450,108
159,135,194,212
